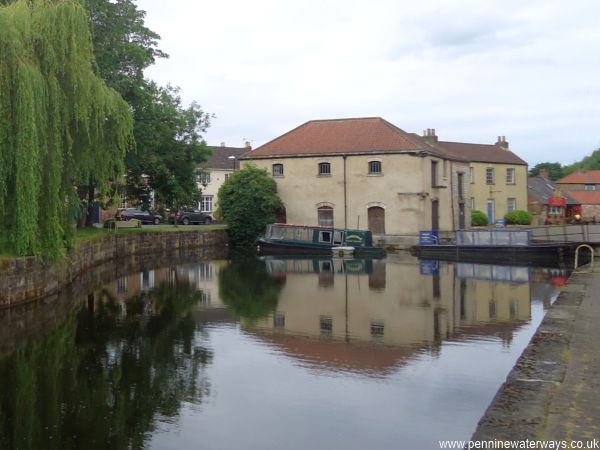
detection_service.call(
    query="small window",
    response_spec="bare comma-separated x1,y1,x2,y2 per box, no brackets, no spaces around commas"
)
371,320,384,337
318,231,332,243
431,160,438,187
198,172,211,185
471,197,475,210
318,162,331,176
274,313,285,328
224,173,231,181
507,198,516,212
585,184,596,191
469,167,474,184
320,316,333,334
272,163,284,177
506,168,515,184
486,168,494,185
368,161,382,175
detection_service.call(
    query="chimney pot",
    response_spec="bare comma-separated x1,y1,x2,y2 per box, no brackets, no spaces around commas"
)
220,142,226,147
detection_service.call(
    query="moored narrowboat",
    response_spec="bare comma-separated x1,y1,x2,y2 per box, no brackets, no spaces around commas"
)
257,224,385,257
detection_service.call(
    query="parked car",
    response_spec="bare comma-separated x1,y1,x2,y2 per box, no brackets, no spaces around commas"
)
173,209,213,225
116,208,162,225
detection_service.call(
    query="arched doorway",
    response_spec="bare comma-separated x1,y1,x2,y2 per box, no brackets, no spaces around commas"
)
368,207,385,234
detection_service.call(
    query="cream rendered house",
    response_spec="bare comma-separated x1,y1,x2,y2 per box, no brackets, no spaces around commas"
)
241,118,471,244
197,144,248,215
434,134,528,224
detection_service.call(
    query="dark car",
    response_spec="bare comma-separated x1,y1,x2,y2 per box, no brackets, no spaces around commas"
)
116,208,162,225
173,209,212,225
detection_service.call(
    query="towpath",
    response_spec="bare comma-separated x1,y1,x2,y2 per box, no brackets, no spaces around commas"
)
472,262,600,446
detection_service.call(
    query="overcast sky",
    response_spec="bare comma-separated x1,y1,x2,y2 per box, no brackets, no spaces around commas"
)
139,0,600,166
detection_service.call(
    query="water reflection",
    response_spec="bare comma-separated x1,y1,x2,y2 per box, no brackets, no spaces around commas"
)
0,254,568,450
0,276,212,450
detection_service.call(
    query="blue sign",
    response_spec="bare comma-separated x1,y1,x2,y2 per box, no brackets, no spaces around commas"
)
495,219,506,227
420,260,440,276
419,230,440,245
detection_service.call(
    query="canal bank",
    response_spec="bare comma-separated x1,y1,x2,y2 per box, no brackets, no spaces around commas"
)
0,229,229,307
472,263,600,443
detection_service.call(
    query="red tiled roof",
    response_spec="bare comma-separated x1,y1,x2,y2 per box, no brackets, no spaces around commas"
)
435,141,528,165
557,170,600,184
244,117,460,160
564,190,600,205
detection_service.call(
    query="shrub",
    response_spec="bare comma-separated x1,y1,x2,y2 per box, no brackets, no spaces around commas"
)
504,210,533,225
471,210,489,226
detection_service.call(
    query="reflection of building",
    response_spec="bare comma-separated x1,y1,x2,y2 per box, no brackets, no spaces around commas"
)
242,258,537,376
248,259,532,347
102,261,229,310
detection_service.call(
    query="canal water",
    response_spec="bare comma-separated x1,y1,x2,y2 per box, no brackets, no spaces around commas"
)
0,253,565,450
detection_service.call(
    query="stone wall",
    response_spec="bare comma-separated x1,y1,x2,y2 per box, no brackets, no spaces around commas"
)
0,229,229,308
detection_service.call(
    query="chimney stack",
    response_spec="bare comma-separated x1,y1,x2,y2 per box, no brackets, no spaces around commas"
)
422,128,438,143
220,142,226,147
244,140,252,150
495,135,509,149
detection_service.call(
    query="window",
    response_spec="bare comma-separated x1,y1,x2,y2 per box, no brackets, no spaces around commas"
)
469,167,474,184
489,299,497,320
200,195,213,212
320,316,333,334
507,198,516,212
224,173,231,181
371,320,384,337
471,197,475,210
198,172,211,185
318,230,332,243
549,206,564,216
368,160,382,175
486,167,494,185
458,173,464,201
272,163,284,177
317,206,334,227
318,162,331,176
431,160,439,187
117,276,128,293
506,168,515,184
274,313,285,328
585,184,597,191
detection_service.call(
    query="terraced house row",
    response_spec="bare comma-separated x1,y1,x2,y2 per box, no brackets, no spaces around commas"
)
237,117,527,245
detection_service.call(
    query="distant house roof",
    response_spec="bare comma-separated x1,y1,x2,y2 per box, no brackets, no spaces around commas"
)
203,146,248,170
242,117,466,161
434,141,528,166
528,176,579,205
557,169,600,184
564,190,600,205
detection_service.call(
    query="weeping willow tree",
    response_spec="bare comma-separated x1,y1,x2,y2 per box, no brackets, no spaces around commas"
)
0,0,133,257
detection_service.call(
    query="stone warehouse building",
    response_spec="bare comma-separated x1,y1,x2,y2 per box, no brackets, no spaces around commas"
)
240,117,472,244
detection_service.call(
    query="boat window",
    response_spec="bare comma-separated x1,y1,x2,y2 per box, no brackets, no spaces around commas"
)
294,227,311,242
270,227,286,239
319,231,332,243
333,231,343,245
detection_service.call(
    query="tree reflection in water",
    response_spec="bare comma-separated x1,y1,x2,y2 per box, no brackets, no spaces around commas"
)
219,256,285,321
0,279,212,450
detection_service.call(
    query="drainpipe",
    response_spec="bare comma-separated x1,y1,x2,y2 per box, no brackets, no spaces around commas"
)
343,155,348,228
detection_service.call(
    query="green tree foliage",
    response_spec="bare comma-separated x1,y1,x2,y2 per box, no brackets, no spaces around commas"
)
85,0,211,213
471,210,488,226
562,148,600,176
504,210,533,225
528,162,565,180
0,0,134,257
217,165,284,246
125,83,212,211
